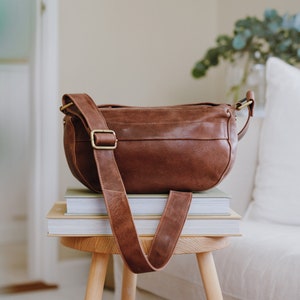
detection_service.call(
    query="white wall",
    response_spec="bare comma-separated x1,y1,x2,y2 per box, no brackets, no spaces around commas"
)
58,0,218,106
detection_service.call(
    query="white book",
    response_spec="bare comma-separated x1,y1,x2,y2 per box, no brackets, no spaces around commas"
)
47,202,241,236
64,187,231,216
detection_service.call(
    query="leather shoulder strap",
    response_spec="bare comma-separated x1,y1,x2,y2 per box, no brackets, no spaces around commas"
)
237,90,255,141
61,93,192,273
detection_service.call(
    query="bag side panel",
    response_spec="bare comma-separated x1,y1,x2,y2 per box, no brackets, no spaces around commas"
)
63,116,102,192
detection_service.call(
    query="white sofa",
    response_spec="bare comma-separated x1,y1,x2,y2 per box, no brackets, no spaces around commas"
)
114,58,300,299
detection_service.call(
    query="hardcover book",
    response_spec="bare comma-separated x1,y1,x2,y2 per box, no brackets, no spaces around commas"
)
64,187,231,216
47,202,241,236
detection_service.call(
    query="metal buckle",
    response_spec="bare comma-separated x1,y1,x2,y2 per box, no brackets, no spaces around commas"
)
90,129,117,150
235,98,253,111
60,102,74,112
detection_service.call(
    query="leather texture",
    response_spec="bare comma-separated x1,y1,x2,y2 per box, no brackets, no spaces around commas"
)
60,92,254,273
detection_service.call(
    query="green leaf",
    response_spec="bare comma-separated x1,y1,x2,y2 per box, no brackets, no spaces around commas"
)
243,29,252,39
277,39,292,52
216,35,231,46
282,14,294,29
232,34,246,50
267,21,280,33
294,13,300,31
192,62,206,78
264,9,278,20
207,49,220,66
251,23,265,37
235,18,251,30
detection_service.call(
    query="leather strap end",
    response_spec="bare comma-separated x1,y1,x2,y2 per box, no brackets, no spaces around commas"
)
237,90,255,141
246,90,255,117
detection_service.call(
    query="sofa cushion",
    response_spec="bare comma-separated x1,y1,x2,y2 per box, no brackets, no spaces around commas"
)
130,221,300,300
247,57,300,225
214,220,300,300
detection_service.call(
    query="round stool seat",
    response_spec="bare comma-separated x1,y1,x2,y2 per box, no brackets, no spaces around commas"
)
60,235,229,255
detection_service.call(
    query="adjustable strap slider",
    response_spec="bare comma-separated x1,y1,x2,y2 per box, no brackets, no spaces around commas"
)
235,98,254,111
90,129,118,150
235,90,255,115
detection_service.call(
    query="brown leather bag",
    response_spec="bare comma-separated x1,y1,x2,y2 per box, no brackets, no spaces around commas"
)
60,91,254,273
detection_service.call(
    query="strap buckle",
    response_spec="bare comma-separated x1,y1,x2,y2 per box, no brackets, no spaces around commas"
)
235,98,254,111
90,129,118,150
60,102,74,112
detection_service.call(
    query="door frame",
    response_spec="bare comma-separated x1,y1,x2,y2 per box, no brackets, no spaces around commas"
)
27,0,90,286
28,0,60,282
29,0,90,284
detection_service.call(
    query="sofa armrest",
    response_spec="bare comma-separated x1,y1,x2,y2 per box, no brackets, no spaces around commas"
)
218,116,263,216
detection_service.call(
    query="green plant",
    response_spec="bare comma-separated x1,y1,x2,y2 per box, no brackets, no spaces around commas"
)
192,9,300,100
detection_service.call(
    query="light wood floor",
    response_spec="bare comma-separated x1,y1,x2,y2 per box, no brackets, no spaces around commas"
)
0,285,165,299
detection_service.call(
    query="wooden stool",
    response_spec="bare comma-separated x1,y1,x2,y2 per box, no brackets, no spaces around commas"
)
61,236,229,300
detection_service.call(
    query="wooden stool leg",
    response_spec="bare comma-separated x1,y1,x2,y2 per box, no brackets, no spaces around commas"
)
85,253,109,300
122,263,137,300
196,252,223,300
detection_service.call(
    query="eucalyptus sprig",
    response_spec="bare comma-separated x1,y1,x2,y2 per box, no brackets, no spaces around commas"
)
192,9,300,100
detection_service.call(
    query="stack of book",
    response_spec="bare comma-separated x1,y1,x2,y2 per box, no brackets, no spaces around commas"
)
47,188,241,236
